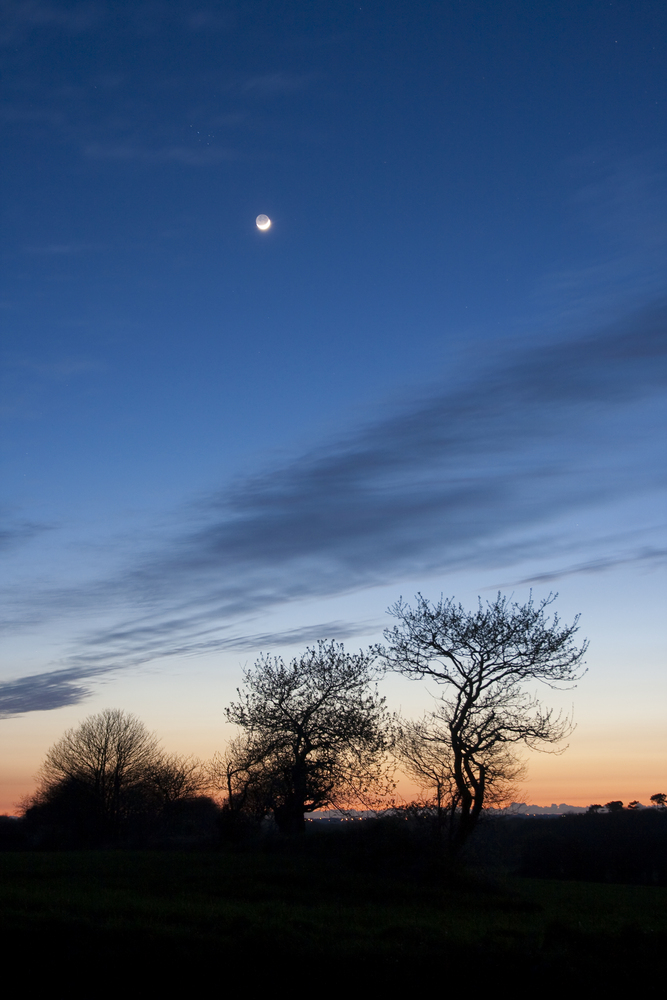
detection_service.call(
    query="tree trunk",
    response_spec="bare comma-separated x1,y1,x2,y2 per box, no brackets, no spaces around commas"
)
273,801,306,834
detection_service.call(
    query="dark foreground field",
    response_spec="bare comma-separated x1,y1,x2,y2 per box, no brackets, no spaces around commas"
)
2,836,666,986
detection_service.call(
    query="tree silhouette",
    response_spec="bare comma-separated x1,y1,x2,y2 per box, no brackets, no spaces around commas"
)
29,708,205,843
224,641,394,833
396,702,526,828
383,592,587,852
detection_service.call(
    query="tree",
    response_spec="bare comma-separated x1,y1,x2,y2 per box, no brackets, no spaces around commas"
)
605,800,624,812
146,753,206,808
396,702,526,831
223,641,394,834
208,734,280,837
34,709,164,840
26,709,210,846
383,592,587,852
396,714,460,820
650,793,666,809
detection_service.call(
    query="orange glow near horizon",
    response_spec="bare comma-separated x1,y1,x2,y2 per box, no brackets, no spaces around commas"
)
2,689,664,818
3,767,664,819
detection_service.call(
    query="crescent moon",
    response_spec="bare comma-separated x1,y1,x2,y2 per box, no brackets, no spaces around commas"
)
256,214,271,231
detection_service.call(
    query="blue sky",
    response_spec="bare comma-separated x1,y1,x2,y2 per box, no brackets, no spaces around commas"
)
1,1,665,807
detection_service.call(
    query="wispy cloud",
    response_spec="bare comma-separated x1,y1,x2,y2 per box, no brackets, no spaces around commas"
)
147,298,664,588
0,0,103,44
537,154,667,323
0,667,100,717
7,357,104,378
498,546,667,588
63,617,382,673
0,355,105,420
0,2,233,46
83,142,243,165
240,72,313,96
0,621,379,715
23,242,105,255
2,298,664,705
184,10,233,32
0,521,52,552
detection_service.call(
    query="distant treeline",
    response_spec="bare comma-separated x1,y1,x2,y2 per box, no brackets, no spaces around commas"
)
2,800,667,887
1,792,221,851
470,809,667,886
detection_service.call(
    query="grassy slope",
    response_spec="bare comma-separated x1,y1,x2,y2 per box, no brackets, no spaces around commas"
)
1,849,665,985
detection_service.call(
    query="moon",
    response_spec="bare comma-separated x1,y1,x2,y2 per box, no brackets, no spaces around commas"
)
256,214,271,231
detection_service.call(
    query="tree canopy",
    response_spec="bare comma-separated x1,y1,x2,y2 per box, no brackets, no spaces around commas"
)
30,708,205,843
384,592,587,851
224,641,394,833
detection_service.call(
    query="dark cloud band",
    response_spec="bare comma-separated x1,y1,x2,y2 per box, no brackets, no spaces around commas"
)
2,300,665,714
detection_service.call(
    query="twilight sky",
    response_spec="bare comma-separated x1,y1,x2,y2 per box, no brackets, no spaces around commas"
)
1,0,665,810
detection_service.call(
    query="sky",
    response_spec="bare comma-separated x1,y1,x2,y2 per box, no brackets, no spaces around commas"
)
1,0,666,812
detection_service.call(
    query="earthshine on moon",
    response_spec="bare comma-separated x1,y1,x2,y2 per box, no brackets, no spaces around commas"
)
256,214,271,230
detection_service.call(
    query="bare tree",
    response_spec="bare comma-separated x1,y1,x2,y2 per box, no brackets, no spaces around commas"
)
146,753,207,807
224,641,394,833
36,708,163,837
397,702,526,826
208,735,276,826
383,592,587,852
396,715,459,819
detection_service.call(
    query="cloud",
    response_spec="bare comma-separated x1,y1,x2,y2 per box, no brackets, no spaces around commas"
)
217,621,381,652
0,621,379,716
145,297,664,585
536,154,667,322
0,2,233,46
499,546,667,588
0,667,96,717
3,299,665,700
0,0,103,44
0,355,105,420
0,521,51,552
64,617,382,671
84,142,243,165
9,357,104,378
240,72,313,96
184,10,233,32
23,242,105,255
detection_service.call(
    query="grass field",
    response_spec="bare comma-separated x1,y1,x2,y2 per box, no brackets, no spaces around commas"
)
2,841,665,986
